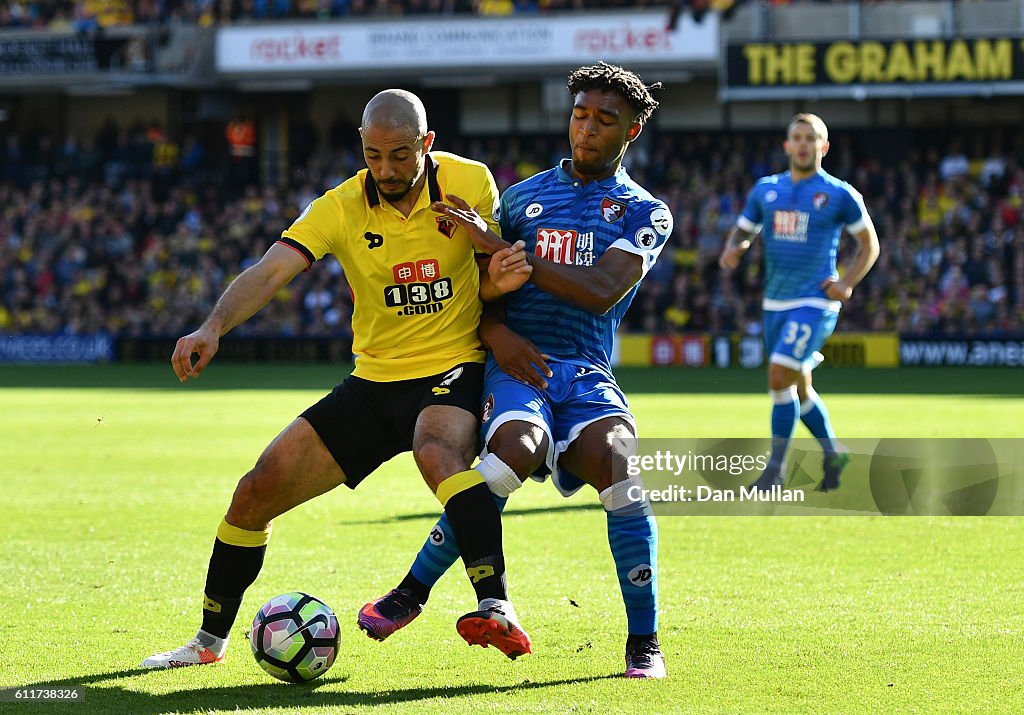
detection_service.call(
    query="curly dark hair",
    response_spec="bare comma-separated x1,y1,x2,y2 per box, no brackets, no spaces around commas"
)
566,62,662,125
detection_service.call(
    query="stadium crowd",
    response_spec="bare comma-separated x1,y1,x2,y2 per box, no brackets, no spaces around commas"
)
0,0,658,29
1,117,1022,340
0,0,889,30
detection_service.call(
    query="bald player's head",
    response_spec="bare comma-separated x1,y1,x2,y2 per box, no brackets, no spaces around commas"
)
359,90,435,205
360,89,428,137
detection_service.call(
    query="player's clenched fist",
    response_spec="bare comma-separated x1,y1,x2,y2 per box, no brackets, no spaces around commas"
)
821,278,853,302
171,327,220,382
718,244,747,271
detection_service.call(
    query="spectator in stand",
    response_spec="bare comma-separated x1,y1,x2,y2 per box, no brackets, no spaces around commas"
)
225,114,256,189
939,138,970,184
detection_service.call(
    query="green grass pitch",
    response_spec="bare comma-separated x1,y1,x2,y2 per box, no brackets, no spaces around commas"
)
1,365,1022,713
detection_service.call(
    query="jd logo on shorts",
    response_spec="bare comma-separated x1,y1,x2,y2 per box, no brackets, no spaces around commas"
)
365,232,384,249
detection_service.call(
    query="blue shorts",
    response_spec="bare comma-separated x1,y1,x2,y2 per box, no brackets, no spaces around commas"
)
480,355,635,496
763,306,839,371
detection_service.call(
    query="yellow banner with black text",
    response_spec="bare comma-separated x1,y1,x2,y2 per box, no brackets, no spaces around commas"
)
614,333,899,368
725,37,1024,91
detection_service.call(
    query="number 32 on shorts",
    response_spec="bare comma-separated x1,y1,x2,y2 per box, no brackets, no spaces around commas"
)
782,320,812,358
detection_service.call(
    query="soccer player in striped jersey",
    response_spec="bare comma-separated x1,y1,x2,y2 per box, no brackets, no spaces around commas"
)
358,63,670,678
719,113,880,492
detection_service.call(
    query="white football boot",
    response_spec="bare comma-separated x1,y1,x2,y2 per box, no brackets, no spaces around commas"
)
141,632,227,669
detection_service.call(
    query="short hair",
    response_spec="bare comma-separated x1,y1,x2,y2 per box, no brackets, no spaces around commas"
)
788,113,828,142
567,62,662,125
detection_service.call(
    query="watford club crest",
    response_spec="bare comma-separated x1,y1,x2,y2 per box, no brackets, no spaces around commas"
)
601,197,627,223
813,192,829,209
436,215,458,238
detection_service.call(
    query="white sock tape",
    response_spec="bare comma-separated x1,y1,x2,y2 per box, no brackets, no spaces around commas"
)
599,478,645,512
475,453,523,498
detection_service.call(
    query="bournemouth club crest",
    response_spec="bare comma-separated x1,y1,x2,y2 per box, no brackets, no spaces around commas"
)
813,192,829,209
600,197,627,223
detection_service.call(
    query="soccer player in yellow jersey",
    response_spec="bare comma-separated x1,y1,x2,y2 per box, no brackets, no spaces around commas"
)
142,89,533,669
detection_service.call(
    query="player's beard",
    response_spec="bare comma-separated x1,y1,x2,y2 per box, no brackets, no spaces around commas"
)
377,179,414,202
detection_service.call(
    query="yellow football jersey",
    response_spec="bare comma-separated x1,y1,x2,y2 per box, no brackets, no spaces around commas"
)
279,152,498,381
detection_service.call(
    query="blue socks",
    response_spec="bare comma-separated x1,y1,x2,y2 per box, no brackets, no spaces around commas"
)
409,494,508,593
769,385,799,469
404,478,660,638
600,480,658,636
800,388,838,457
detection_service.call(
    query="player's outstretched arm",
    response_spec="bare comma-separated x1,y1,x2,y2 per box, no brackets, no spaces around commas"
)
822,222,881,301
526,248,643,316
480,240,531,302
479,305,552,389
171,244,307,382
719,226,755,270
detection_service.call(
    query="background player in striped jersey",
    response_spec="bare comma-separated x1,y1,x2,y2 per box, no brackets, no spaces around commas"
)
142,89,534,670
358,63,670,679
719,113,880,492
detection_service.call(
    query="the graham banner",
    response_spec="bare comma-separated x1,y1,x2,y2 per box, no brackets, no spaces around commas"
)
723,37,1024,100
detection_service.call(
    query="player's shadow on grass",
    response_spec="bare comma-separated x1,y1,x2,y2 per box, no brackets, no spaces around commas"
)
19,669,618,714
337,502,601,526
